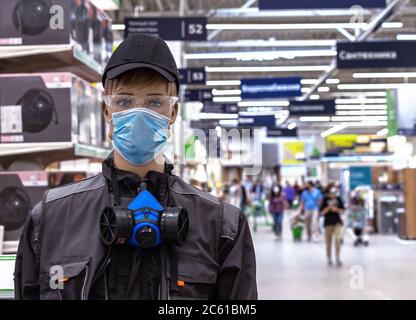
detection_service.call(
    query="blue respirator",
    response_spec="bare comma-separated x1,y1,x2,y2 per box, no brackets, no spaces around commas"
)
100,190,189,248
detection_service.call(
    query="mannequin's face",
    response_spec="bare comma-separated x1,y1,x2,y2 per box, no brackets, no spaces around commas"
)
102,72,178,141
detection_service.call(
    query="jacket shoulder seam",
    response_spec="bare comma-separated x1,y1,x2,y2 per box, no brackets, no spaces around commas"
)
46,174,106,204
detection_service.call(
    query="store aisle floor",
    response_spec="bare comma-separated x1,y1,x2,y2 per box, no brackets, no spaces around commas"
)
252,215,416,300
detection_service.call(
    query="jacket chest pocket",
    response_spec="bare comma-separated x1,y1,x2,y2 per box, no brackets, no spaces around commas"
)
40,258,90,300
171,256,219,300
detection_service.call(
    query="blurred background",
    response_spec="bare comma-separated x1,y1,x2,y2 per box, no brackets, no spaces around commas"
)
1,0,416,300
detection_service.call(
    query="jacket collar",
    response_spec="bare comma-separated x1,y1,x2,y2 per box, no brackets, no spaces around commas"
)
102,152,173,204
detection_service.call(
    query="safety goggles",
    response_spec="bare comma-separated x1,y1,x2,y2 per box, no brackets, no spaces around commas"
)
103,95,178,117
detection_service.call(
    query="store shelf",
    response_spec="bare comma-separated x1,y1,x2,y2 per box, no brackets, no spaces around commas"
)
0,142,111,168
0,44,103,82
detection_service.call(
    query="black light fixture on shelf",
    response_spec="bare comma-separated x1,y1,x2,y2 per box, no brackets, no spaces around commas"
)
17,88,58,133
0,187,31,231
13,0,52,36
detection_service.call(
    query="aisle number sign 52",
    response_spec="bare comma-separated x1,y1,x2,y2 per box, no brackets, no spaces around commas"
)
125,17,207,41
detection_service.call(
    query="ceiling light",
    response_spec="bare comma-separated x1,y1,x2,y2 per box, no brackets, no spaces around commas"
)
318,87,330,92
184,50,337,60
338,83,416,90
326,79,340,84
299,116,330,122
206,22,402,31
330,91,387,97
206,66,331,73
288,122,297,130
212,89,242,96
310,95,320,100
381,22,403,29
331,116,388,122
238,100,290,107
353,72,416,78
321,123,349,138
212,96,242,103
206,80,241,86
397,34,416,41
190,39,338,48
111,24,125,31
335,98,387,104
377,128,389,136
336,110,387,116
335,105,387,110
89,0,119,10
199,113,239,120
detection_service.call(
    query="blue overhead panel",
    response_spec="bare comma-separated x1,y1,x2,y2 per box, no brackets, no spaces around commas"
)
238,115,276,128
259,0,386,10
337,41,416,69
184,89,213,102
240,77,302,100
202,103,239,114
289,100,336,116
267,128,298,138
124,17,207,41
179,68,206,85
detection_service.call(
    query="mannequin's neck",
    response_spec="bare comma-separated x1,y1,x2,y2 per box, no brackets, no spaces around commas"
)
113,151,165,178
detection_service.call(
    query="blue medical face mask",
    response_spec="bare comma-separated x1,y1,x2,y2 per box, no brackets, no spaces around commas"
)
112,108,170,165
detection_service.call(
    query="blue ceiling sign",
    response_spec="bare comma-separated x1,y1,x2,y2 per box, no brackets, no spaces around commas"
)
184,89,213,102
267,128,298,138
337,41,416,69
240,77,302,99
259,0,386,9
289,100,336,116
238,115,276,128
124,17,207,41
179,68,206,85
202,103,239,114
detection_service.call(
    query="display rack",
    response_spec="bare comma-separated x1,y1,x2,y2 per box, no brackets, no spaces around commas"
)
0,44,103,82
0,143,111,169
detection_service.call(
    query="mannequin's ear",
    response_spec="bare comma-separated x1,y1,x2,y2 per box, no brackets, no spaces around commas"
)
102,101,111,122
169,102,179,126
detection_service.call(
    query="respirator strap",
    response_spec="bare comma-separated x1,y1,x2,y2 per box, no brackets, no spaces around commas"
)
111,167,121,206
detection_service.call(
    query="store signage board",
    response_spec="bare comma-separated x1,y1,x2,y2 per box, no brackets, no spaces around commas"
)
179,68,206,85
337,41,416,69
202,103,239,114
259,0,385,9
190,120,219,130
289,100,336,116
240,78,302,99
125,17,207,41
349,166,372,190
238,115,276,128
184,89,213,102
267,128,298,138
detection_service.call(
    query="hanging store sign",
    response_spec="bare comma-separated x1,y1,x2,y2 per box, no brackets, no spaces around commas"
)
267,128,298,138
240,78,302,100
238,115,276,128
179,68,206,85
337,41,416,69
259,0,386,10
349,166,372,190
202,103,239,114
289,100,336,116
184,89,213,102
282,141,306,165
124,17,207,41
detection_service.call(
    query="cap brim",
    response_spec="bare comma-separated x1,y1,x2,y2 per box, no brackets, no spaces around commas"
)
106,62,176,84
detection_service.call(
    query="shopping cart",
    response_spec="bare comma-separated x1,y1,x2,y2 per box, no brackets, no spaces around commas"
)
246,199,273,232
290,213,305,241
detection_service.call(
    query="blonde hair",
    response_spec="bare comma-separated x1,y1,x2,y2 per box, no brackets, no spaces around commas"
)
104,68,177,96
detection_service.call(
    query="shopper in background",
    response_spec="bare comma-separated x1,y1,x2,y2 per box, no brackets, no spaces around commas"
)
268,185,288,239
320,187,345,266
283,181,295,209
300,181,323,242
14,33,257,300
229,178,242,209
251,178,264,202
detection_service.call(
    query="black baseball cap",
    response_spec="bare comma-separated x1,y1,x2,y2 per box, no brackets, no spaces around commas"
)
102,33,180,94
